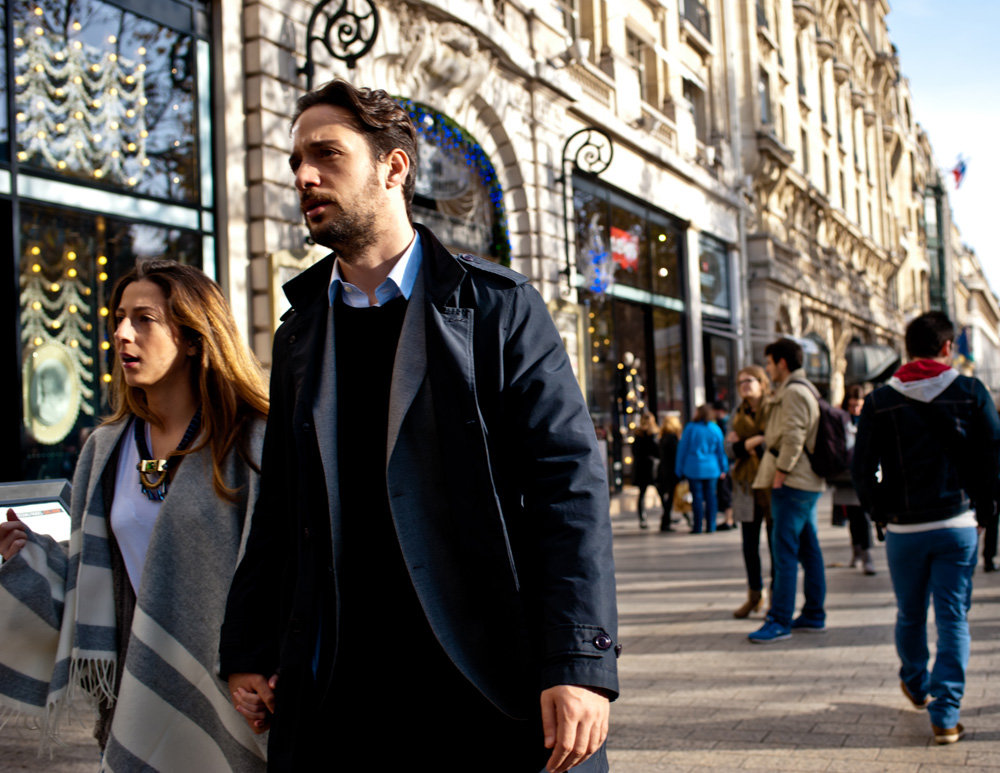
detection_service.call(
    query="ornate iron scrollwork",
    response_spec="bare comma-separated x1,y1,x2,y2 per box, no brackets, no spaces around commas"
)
297,0,381,89
557,127,614,292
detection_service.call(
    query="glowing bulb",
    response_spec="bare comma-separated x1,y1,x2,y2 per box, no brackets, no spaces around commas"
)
140,159,150,167
658,233,667,242
617,363,624,370
36,101,44,110
138,64,146,72
110,121,119,130
34,26,43,35
74,110,83,119
15,76,25,85
103,374,112,383
100,307,109,317
51,320,61,329
50,283,60,292
17,151,28,161
592,355,599,363
69,339,79,348
36,130,46,139
97,256,107,265
99,272,108,282
32,301,41,310
127,142,136,151
55,122,65,132
75,141,84,149
14,37,24,47
139,130,148,138
69,304,78,313
111,150,120,158
139,98,148,106
34,337,43,347
92,133,102,142
172,103,179,111
658,267,668,277
125,109,135,118
108,35,117,43
32,263,41,273
68,268,78,278
172,176,180,184
624,456,633,464
127,177,137,186
15,112,26,122
593,341,599,348
138,46,146,55
91,64,100,72
101,341,111,351
109,55,117,64
33,6,43,14
173,140,180,147
125,75,135,84
67,251,76,261
94,169,104,178
31,246,41,255
72,21,81,30
34,63,44,72
73,41,82,49
109,87,117,95
625,375,633,383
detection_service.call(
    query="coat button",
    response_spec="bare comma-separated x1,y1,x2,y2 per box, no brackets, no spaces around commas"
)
289,335,297,344
302,421,311,431
593,633,613,651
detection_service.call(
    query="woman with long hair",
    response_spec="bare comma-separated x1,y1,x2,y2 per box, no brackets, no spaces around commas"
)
725,365,774,618
656,414,683,531
0,259,269,771
675,404,728,533
633,411,661,529
832,384,876,575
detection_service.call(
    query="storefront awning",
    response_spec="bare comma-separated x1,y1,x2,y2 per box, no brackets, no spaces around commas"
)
845,344,901,385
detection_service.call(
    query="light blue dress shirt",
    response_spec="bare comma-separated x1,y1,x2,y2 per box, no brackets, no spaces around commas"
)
328,230,423,308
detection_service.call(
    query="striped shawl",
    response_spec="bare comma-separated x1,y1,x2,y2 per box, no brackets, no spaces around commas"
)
0,418,267,771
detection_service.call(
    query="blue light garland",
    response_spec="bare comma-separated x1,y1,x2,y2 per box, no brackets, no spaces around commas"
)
397,98,512,265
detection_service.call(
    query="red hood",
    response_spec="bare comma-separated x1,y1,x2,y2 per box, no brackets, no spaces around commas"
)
893,359,951,383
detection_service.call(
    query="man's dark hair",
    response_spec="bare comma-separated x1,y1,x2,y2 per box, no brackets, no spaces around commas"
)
905,311,955,359
764,337,804,371
292,79,418,220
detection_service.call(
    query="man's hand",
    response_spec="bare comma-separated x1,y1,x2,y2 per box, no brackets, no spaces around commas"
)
541,684,610,773
0,510,28,561
772,469,787,489
228,673,277,734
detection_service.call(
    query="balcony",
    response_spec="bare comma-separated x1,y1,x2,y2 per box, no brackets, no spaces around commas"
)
682,0,711,43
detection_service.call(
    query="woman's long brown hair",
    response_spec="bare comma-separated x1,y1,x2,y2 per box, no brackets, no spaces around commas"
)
105,259,269,501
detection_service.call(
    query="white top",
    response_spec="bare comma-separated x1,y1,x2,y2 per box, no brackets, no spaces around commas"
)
886,510,978,534
110,420,164,592
327,230,423,308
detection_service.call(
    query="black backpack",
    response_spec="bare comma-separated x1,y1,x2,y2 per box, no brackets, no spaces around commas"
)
787,379,850,482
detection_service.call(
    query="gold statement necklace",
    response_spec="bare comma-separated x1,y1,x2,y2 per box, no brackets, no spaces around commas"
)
135,408,202,502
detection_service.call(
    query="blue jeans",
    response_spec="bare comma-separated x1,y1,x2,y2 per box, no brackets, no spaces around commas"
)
768,486,824,627
689,478,717,533
885,526,977,729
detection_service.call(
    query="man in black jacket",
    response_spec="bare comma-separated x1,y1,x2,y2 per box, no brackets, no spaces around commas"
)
219,80,618,772
852,311,1000,745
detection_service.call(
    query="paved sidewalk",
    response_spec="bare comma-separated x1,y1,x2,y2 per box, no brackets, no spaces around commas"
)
608,490,1000,771
7,492,1000,771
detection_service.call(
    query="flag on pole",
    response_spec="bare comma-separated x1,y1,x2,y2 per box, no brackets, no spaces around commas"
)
952,156,968,188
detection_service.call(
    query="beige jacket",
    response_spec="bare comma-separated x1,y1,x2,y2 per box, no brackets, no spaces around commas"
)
752,368,824,492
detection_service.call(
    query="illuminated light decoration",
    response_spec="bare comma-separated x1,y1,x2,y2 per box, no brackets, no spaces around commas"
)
625,375,633,383
397,98,512,265
617,363,624,370
100,307,109,316
624,456,633,464
34,26,44,35
16,112,27,122
588,326,595,334
13,22,151,185
101,341,110,351
592,340,599,348
97,256,107,265
15,37,24,47
108,35,117,44
138,47,146,56
99,272,108,282
103,374,112,383
630,368,638,375
628,422,636,430
658,267,669,277
19,249,96,414
34,6,43,14
592,355,599,363
658,233,667,242
32,263,41,273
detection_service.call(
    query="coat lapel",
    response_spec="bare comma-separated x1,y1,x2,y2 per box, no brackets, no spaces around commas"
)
387,269,427,464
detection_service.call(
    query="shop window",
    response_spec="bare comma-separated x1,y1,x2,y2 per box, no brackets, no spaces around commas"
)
399,99,510,264
12,0,202,203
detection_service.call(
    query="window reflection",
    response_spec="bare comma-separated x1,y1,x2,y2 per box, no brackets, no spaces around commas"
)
13,0,198,202
19,201,200,478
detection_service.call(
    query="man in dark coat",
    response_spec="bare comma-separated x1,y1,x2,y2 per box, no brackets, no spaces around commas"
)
220,80,619,772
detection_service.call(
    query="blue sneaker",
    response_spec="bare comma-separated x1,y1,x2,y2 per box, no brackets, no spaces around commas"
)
748,620,791,643
791,616,826,633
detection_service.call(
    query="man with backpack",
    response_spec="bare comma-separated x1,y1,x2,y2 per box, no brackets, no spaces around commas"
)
749,338,827,643
852,312,1000,745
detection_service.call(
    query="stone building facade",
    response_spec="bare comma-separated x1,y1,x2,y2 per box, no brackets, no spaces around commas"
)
3,0,997,481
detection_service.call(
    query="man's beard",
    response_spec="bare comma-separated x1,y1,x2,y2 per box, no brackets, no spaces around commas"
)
306,203,378,254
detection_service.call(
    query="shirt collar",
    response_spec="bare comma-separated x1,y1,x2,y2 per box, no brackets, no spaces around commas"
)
328,230,422,308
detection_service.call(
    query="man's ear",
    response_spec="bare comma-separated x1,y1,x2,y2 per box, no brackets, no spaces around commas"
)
938,339,953,358
384,148,410,191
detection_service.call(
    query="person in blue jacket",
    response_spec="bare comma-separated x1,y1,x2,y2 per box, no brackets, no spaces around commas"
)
675,404,728,533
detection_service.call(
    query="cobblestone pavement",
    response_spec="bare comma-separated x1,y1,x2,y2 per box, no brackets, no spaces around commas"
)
7,492,1000,771
608,490,1000,772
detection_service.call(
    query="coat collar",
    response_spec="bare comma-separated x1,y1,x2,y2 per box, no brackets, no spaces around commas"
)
281,223,468,315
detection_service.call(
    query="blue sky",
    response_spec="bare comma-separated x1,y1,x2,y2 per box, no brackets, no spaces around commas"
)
885,1,1000,291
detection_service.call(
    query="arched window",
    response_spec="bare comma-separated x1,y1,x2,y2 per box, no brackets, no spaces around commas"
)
397,99,511,264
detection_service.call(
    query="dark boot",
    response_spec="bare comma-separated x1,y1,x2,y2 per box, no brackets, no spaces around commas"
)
734,590,763,619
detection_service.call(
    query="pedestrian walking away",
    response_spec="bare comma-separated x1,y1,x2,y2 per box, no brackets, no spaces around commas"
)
633,411,661,530
675,404,728,534
852,311,1000,745
749,338,826,643
0,261,270,771
219,79,619,773
830,384,876,575
656,415,682,531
